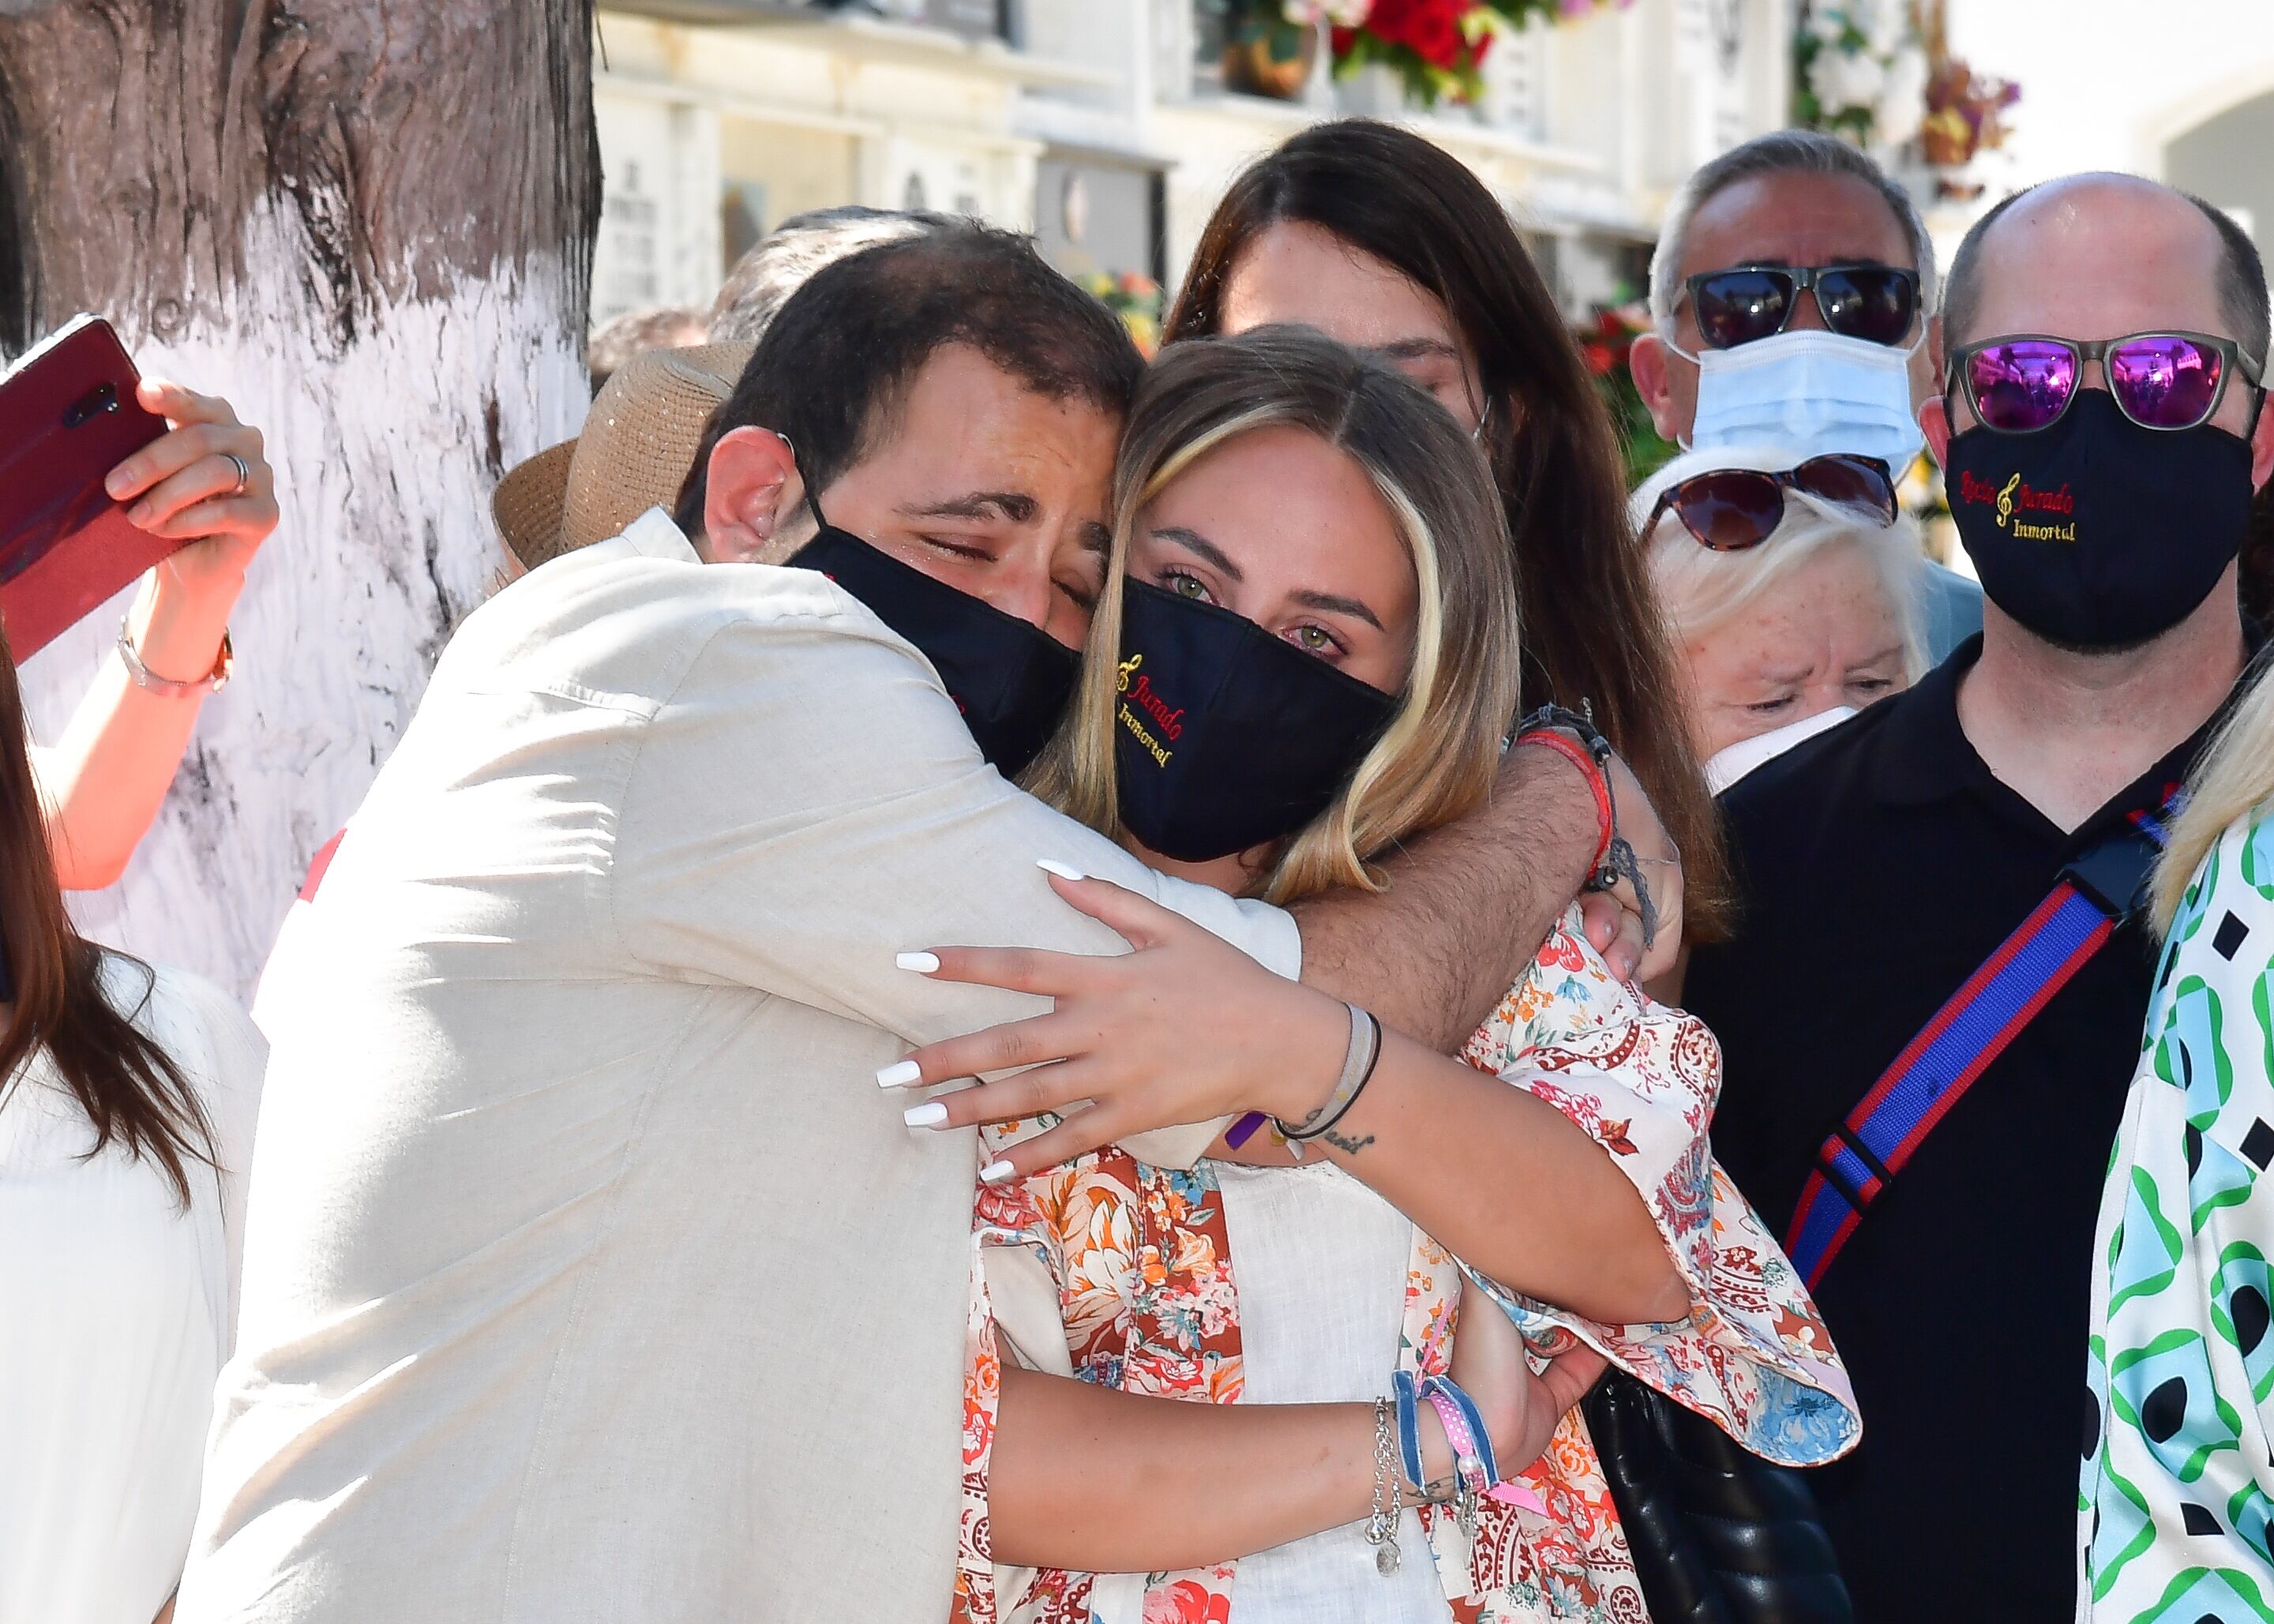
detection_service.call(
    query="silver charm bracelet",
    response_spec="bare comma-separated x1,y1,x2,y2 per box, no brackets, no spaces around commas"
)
1365,1395,1404,1575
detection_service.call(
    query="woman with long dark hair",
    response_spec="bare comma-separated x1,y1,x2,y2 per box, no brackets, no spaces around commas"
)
1165,118,1728,929
0,612,265,1621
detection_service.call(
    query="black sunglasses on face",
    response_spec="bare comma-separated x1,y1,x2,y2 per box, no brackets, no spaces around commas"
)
1679,264,1923,351
1645,454,1898,551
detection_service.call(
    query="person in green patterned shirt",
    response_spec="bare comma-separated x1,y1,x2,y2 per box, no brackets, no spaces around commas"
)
2085,656,2274,1619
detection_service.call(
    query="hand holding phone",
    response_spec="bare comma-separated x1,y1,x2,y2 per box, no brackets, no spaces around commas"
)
0,316,174,659
103,378,277,614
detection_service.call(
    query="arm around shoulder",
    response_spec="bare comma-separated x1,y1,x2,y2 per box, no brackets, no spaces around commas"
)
1290,738,1605,1052
610,608,1297,1048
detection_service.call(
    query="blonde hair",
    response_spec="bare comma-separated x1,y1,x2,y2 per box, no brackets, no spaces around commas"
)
2152,658,2274,933
1645,489,1930,682
1027,327,1522,905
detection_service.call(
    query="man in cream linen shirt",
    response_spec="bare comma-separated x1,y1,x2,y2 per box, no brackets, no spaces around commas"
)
182,229,1626,1623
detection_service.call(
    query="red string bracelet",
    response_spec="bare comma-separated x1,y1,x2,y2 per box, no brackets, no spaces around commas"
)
1514,729,1614,874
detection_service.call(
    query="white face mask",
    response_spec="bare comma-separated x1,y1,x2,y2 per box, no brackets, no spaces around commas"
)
1704,705,1859,794
1674,328,1927,471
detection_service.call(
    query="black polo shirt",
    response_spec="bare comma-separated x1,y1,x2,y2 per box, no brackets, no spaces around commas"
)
1685,634,2256,1624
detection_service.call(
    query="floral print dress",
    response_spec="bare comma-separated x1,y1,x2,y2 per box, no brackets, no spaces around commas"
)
952,907,1859,1623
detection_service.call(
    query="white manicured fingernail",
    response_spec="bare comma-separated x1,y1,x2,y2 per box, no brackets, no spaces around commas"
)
980,1158,1017,1183
896,951,940,973
1037,858,1086,882
876,1060,923,1089
903,1101,948,1128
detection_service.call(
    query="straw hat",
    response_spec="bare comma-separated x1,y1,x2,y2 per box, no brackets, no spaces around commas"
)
492,340,756,570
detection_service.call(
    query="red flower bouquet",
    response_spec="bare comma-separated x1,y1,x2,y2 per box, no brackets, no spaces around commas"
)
1326,0,1627,107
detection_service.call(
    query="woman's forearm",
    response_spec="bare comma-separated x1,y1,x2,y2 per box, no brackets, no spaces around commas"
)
988,1366,1443,1573
1307,1032,1688,1326
42,567,235,889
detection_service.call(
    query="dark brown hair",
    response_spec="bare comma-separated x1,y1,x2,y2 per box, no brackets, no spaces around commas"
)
1166,119,1729,931
676,222,1143,531
0,632,213,1205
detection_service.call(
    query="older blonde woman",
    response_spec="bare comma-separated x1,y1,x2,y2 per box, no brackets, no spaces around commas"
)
1638,445,1927,791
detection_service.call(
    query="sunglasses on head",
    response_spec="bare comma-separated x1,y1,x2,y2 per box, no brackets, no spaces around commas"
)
1680,264,1922,351
1948,331,2268,434
1646,454,1898,552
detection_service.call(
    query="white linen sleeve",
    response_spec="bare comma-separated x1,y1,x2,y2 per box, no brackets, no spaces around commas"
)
610,609,1300,1045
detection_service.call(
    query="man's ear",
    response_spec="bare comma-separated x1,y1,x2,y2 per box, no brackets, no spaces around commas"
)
1626,331,1684,444
1919,392,1953,468
1908,311,1944,417
2250,391,2274,493
700,427,805,564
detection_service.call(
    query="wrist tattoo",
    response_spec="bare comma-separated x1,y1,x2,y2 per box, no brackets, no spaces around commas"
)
1321,1127,1375,1156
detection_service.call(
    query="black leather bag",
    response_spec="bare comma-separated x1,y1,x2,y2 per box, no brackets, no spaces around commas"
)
1582,1372,1852,1624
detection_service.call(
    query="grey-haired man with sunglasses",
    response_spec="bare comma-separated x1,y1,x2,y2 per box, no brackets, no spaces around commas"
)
1682,173,2274,1622
1630,129,1983,662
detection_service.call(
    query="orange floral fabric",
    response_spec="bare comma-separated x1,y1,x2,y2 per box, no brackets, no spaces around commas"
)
951,909,1858,1622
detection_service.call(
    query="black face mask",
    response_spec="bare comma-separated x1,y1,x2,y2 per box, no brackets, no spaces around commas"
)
1946,389,2257,650
786,493,1079,777
1113,577,1400,863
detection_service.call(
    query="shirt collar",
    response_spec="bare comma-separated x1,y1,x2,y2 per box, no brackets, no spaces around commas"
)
621,506,701,564
1871,618,2272,825
1869,632,1992,808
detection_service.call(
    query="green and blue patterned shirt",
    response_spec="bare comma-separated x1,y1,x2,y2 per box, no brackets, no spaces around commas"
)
2084,809,2274,1621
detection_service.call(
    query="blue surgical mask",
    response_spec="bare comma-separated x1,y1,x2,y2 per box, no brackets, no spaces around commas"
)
1675,328,1927,471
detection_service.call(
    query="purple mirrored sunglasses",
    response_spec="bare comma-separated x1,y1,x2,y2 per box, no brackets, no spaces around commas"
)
1948,331,2267,434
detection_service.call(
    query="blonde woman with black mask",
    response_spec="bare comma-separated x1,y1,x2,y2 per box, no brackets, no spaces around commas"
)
884,330,1860,1623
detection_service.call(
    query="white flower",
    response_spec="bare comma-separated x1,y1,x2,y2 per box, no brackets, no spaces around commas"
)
1861,0,1907,55
1874,46,1930,144
1811,47,1886,112
1808,6,1851,43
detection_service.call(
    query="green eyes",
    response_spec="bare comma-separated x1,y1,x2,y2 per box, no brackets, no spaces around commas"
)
1161,568,1342,658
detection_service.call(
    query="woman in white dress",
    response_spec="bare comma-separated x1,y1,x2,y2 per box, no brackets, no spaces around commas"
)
0,605,265,1620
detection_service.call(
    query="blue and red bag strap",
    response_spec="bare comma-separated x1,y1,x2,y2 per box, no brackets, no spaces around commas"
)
1782,785,2183,1292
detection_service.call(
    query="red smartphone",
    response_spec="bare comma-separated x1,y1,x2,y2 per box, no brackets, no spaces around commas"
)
0,315,174,659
